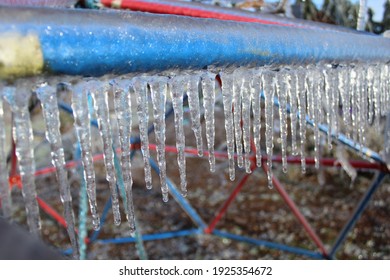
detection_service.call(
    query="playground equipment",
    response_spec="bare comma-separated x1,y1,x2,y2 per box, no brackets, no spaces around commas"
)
0,3,389,259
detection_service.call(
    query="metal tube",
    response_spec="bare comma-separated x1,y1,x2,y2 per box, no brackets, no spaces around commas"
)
1,6,390,78
88,0,363,34
329,172,387,258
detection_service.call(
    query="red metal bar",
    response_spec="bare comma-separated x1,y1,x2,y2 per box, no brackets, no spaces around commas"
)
149,144,388,172
205,162,257,234
261,162,329,257
100,0,293,27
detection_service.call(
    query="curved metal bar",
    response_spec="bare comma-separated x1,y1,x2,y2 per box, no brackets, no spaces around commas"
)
0,5,390,78
88,0,365,34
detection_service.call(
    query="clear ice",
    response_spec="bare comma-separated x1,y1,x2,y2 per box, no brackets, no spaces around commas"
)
36,83,79,259
71,82,100,230
113,79,136,232
91,81,121,226
0,85,12,219
149,77,169,202
3,84,41,235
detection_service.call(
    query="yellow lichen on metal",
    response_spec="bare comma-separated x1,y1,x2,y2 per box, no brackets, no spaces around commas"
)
0,33,44,79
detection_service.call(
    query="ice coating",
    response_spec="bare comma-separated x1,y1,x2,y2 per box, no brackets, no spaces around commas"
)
288,70,299,156
296,68,307,173
233,69,244,168
133,78,153,190
2,63,389,230
201,73,216,172
241,74,252,173
220,72,236,181
0,85,12,219
3,84,41,235
71,81,100,230
113,79,136,232
251,69,262,167
170,75,187,195
276,71,289,173
91,81,121,226
36,83,79,259
149,76,169,202
263,70,275,188
187,75,203,157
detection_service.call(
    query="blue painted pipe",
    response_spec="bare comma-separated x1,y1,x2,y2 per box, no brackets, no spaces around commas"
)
213,230,324,259
1,6,390,77
97,228,201,244
329,172,387,258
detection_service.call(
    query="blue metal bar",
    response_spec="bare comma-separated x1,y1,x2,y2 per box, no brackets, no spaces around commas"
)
96,228,201,244
213,230,324,259
149,158,207,229
329,172,388,258
1,6,390,77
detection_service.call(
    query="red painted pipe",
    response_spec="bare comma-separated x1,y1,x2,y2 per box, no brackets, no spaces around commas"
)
100,0,293,27
205,161,257,234
261,162,328,257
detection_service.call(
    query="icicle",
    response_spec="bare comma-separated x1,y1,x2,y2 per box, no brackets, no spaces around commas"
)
187,75,203,157
233,70,244,168
276,71,289,173
350,68,359,142
71,82,100,230
323,67,334,149
288,71,299,156
133,78,152,189
251,69,262,167
307,69,322,169
36,84,79,259
0,86,12,219
332,67,340,140
354,67,363,149
296,68,307,173
201,73,216,172
336,146,357,184
169,75,187,196
385,113,390,171
91,81,121,226
149,77,169,202
3,84,41,235
241,74,252,173
339,67,351,138
373,66,381,132
113,80,136,233
360,66,369,147
262,70,275,188
380,64,387,117
220,72,235,181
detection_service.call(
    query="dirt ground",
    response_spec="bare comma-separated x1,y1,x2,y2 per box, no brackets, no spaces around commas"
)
7,93,390,260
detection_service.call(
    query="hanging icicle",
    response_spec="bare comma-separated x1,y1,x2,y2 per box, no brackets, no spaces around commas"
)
262,70,276,188
36,83,79,259
251,69,262,167
187,74,203,157
169,75,188,196
91,81,121,226
220,72,236,181
201,72,216,173
133,77,153,190
112,79,136,233
71,81,100,230
149,76,169,202
3,83,41,235
0,85,12,219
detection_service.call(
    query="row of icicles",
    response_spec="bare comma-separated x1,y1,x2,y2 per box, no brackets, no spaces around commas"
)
0,63,389,259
